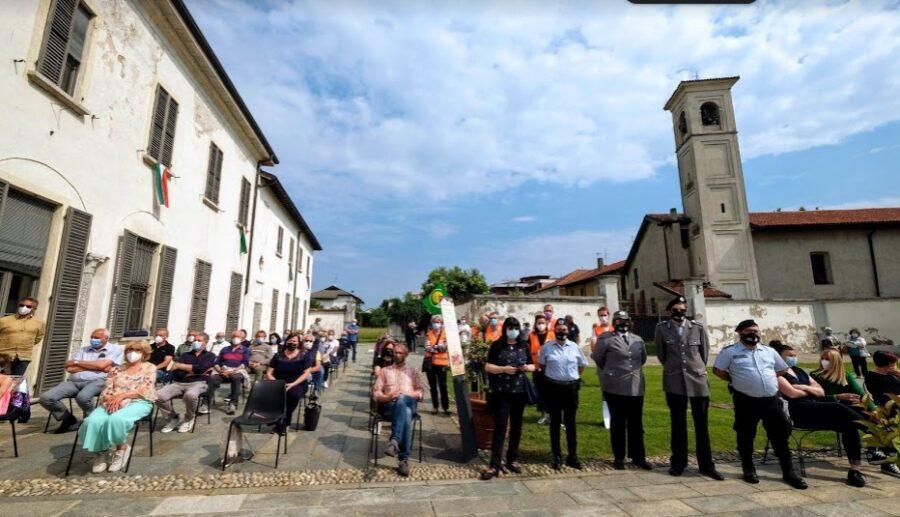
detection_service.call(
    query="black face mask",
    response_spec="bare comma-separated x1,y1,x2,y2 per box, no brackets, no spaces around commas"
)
740,333,760,345
670,309,686,321
556,332,568,341
383,348,394,357
285,343,298,351
615,323,629,333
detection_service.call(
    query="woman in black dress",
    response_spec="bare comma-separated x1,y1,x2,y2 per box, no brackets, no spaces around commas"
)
481,317,534,480
266,333,319,432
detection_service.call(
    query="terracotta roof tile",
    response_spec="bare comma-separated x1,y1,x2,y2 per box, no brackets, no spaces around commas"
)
749,208,900,229
653,280,732,299
535,260,626,292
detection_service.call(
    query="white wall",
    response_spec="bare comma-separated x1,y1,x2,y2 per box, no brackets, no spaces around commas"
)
307,309,346,335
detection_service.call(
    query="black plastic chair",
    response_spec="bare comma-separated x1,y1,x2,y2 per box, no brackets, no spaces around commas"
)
222,380,287,471
0,414,18,457
368,401,423,468
190,391,212,433
762,428,843,476
64,409,154,476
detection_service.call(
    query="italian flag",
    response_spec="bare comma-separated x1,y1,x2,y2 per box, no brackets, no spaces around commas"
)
239,225,249,254
154,163,172,207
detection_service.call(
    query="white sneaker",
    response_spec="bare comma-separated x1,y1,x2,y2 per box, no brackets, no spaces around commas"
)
537,414,549,425
92,451,110,473
177,419,195,433
107,445,131,472
160,417,180,433
197,402,210,415
323,381,329,389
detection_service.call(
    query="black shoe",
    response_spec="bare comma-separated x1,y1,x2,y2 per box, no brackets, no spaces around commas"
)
668,466,684,477
432,408,439,416
742,469,759,484
551,456,563,471
480,467,501,480
398,460,410,477
700,468,725,481
53,413,78,434
613,460,626,470
631,460,653,471
783,470,808,490
384,439,399,458
505,462,522,474
565,457,583,470
443,410,451,416
881,463,900,478
847,469,866,488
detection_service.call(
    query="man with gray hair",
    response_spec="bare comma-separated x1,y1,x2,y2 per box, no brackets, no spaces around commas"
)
39,328,122,433
156,332,217,433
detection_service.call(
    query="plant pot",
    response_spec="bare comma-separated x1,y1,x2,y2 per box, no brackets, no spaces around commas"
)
468,392,493,450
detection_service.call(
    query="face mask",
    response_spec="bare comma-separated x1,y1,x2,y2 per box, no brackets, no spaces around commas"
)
536,323,547,332
432,323,442,330
556,332,568,341
850,333,859,339
17,305,33,316
192,342,203,351
740,333,760,345
820,359,831,369
257,338,266,345
90,338,103,348
506,329,520,340
187,336,195,343
127,351,142,363
216,338,224,344
599,315,610,325
270,337,278,344
285,342,298,351
615,324,629,333
544,311,553,319
303,342,313,351
154,336,164,344
670,309,686,321
490,318,498,326
785,356,798,367
230,338,240,345
384,348,394,357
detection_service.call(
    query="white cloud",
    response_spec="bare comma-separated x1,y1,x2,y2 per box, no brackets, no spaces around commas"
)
192,0,900,206
512,215,536,223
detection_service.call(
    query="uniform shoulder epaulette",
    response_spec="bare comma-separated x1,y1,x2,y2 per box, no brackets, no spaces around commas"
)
690,319,703,327
721,342,738,350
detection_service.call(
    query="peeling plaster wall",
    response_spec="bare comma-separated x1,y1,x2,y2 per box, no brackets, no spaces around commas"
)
704,298,900,353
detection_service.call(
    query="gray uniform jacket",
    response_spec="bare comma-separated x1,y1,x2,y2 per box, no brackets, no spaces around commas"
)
591,332,647,397
655,319,710,397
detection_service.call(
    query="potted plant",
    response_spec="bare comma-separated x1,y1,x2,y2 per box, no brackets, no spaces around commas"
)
461,337,493,449
857,394,900,468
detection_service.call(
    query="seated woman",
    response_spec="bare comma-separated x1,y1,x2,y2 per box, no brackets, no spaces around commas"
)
771,342,867,487
864,351,900,479
266,333,318,433
78,340,156,473
811,348,874,410
373,340,396,378
0,354,13,416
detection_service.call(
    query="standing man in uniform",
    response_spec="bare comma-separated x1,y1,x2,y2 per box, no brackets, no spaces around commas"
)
713,319,807,489
0,296,45,375
655,296,721,480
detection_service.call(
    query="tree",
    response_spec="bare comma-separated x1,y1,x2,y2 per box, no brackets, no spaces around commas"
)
384,292,429,328
359,305,389,327
309,299,323,309
421,266,489,304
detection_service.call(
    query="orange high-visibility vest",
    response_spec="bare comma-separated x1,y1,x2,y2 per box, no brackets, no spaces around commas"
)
427,330,449,367
593,324,613,337
529,330,555,365
484,324,503,343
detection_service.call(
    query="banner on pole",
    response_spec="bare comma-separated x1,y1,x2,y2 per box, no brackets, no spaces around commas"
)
440,298,466,377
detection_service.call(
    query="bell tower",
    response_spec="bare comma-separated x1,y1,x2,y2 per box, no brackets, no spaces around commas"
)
663,77,760,299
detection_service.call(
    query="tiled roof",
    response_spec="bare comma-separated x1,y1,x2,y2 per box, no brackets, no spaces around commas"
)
535,260,626,292
311,285,363,303
749,208,900,229
653,281,732,299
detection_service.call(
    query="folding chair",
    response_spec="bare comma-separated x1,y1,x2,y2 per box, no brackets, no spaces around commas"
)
44,395,102,433
368,401,424,468
762,428,843,476
222,380,287,470
64,410,154,476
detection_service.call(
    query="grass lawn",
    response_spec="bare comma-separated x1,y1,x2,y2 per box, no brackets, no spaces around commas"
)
451,364,836,462
359,327,387,343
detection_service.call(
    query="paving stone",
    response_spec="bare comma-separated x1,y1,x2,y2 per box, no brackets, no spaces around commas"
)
687,479,761,496
742,490,819,508
523,477,593,494
804,483,870,503
431,495,509,516
570,488,640,504
150,495,247,515
318,487,395,506
506,492,581,511
242,491,324,509
616,498,700,516
627,483,704,501
681,494,760,513
0,500,79,516
61,496,166,516
555,505,628,517
859,496,900,515
580,473,646,489
806,500,892,517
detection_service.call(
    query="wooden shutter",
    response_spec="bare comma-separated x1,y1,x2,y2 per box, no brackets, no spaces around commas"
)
276,226,283,255
225,272,242,333
283,292,290,332
0,180,8,228
188,260,211,331
147,87,168,162
38,0,77,85
38,207,91,392
238,178,250,226
151,245,177,331
292,296,299,329
109,230,137,338
269,288,278,333
160,98,178,167
205,143,223,204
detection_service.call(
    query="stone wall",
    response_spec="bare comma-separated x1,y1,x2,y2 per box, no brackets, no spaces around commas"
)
307,309,347,334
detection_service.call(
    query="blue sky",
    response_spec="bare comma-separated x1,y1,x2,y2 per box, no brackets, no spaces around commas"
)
190,0,900,307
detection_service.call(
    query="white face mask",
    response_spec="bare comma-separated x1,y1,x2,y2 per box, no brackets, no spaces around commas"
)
126,351,142,363
18,305,32,316
232,338,242,345
599,315,610,325
154,336,164,344
536,323,547,332
820,359,831,370
187,336,195,343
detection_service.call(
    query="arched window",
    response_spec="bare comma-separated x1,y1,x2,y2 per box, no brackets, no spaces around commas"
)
678,111,688,135
700,102,720,126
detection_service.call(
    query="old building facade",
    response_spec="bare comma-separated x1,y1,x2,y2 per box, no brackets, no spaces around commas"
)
0,0,319,391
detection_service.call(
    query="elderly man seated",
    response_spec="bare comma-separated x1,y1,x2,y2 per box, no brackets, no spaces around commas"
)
372,343,423,477
207,334,249,415
247,330,273,382
156,332,217,433
39,328,122,433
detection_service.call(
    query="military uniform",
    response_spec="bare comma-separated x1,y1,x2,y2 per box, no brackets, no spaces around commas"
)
655,316,715,473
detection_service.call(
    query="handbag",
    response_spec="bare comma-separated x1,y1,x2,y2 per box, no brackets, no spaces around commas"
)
422,356,432,373
523,376,538,405
304,400,322,431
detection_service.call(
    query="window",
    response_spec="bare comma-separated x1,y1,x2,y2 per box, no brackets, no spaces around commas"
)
147,86,179,167
678,111,687,136
810,252,833,285
188,260,212,331
238,178,251,226
109,231,164,338
37,0,94,95
633,268,640,289
306,256,311,285
283,292,291,332
276,226,284,257
204,143,223,204
680,227,690,248
288,237,295,262
125,238,155,331
720,203,726,214
700,102,721,126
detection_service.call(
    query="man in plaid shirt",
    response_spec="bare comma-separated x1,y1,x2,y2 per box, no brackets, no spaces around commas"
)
372,343,423,477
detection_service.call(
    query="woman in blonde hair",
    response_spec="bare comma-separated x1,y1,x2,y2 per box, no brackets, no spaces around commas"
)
78,340,157,473
811,348,872,409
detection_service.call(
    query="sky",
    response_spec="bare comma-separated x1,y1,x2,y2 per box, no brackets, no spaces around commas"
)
190,0,900,307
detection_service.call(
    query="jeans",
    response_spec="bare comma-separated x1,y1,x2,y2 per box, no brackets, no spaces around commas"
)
732,391,793,473
604,391,646,463
545,381,579,459
666,393,713,471
39,378,106,421
381,395,418,461
208,372,246,403
489,392,526,468
850,355,868,377
349,340,358,362
425,365,449,411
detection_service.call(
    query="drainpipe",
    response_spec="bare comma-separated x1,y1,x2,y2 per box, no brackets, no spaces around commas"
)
867,229,881,297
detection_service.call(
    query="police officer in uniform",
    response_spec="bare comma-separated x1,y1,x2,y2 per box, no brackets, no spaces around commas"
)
592,310,653,470
655,296,722,480
713,319,807,489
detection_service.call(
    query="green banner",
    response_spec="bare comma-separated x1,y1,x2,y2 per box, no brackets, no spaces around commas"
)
423,283,447,315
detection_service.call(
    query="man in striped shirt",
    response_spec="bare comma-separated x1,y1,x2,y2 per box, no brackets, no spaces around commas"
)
372,343,423,477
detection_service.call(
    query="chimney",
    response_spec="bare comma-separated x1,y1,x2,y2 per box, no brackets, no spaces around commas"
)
596,257,604,270
669,207,678,217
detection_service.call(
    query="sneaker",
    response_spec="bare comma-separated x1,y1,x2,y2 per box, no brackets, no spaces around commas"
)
160,417,181,433
384,439,399,458
324,381,329,389
92,451,110,473
197,402,210,415
226,403,236,415
867,448,891,465
882,463,900,478
847,469,866,487
177,418,195,433
223,397,231,405
107,445,131,473
398,459,410,477
537,414,549,425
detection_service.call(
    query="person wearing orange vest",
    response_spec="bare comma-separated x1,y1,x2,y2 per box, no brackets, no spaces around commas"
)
530,314,555,425
543,304,557,332
590,306,614,428
483,312,503,343
424,315,450,415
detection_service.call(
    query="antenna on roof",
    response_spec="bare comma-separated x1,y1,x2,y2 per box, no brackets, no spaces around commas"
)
693,70,700,80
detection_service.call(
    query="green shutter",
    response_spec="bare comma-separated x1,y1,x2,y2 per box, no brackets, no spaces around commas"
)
109,230,137,338
283,292,290,332
225,272,242,333
160,98,178,167
151,245,177,331
188,260,211,331
147,87,168,162
38,206,92,392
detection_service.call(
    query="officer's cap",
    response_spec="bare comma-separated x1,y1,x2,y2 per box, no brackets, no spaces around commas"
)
666,296,687,311
735,319,758,332
612,310,630,321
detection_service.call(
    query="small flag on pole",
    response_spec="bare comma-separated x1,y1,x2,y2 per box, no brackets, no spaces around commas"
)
239,225,249,254
154,163,172,207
